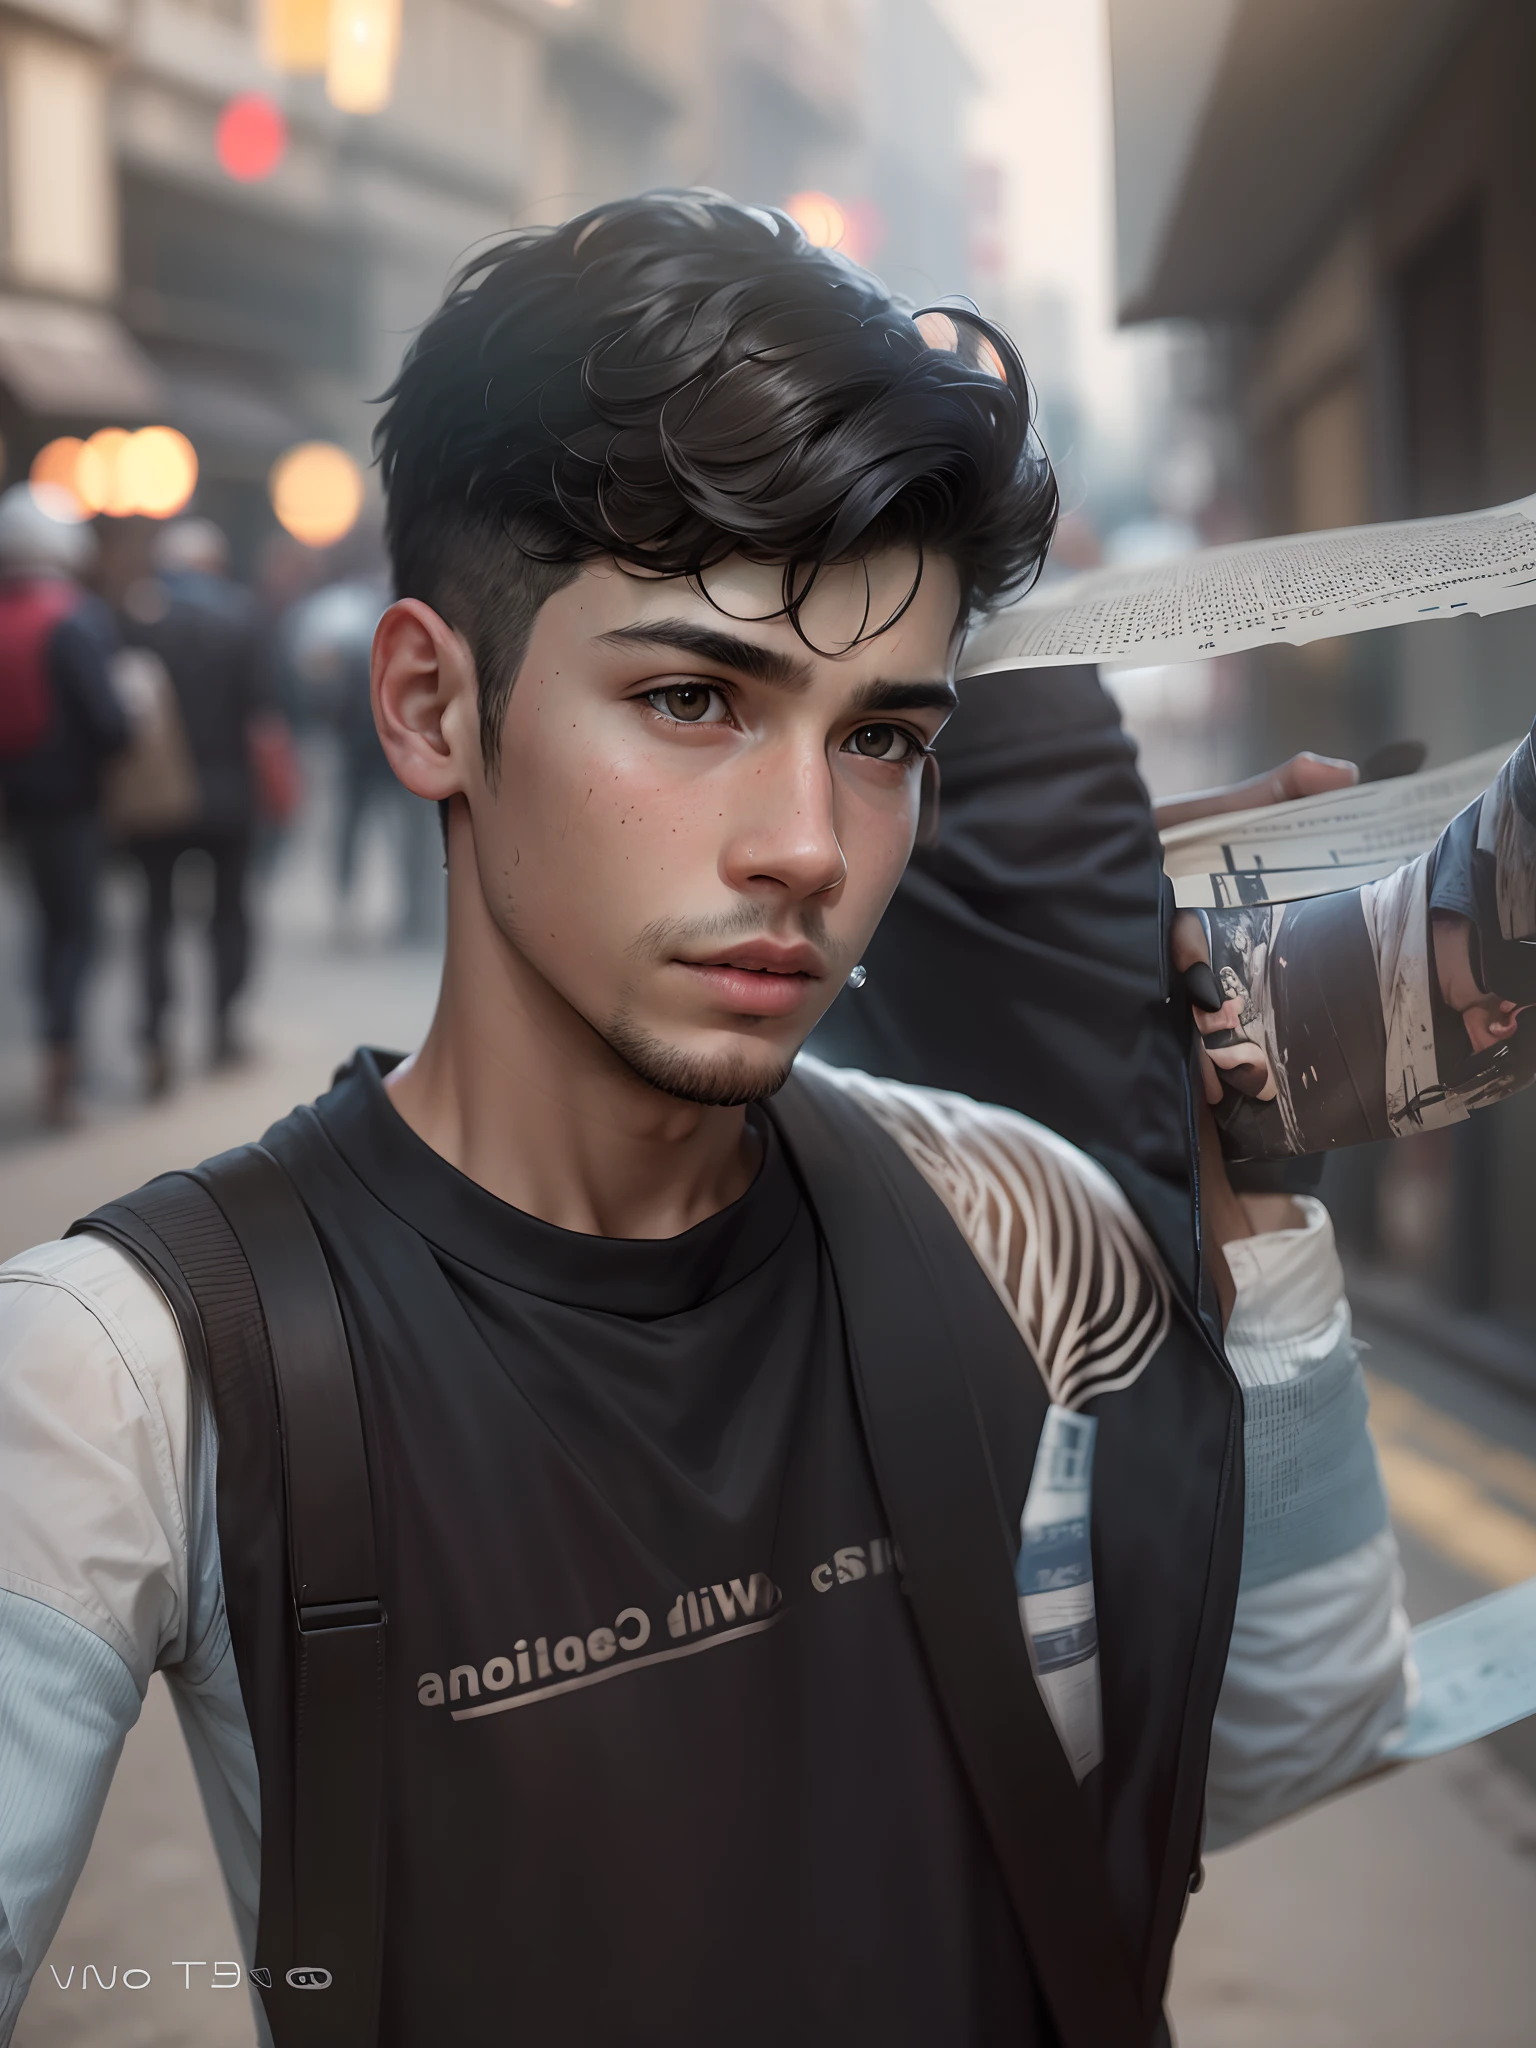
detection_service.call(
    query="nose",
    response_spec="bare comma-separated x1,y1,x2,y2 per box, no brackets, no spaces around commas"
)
720,737,847,903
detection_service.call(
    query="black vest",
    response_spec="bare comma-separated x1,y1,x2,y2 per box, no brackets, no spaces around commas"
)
86,1060,1241,2046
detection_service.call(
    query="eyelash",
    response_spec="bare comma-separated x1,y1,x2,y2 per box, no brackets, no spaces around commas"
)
642,684,929,764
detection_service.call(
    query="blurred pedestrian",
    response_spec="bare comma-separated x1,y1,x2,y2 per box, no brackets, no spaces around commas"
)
121,517,294,1095
0,484,126,1127
289,576,441,943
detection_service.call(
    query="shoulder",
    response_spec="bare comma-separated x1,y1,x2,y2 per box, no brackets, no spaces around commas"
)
796,1058,1172,1403
0,1234,198,1682
1,1232,187,1407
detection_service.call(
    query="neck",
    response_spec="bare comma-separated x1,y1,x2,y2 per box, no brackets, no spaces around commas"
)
385,847,760,1240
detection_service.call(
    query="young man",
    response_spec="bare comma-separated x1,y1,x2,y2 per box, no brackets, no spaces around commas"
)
0,196,1408,2047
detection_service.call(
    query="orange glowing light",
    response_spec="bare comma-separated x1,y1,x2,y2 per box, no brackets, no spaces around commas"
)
31,437,88,512
75,429,135,516
217,93,288,182
120,427,199,518
784,191,847,251
259,0,329,71
38,427,200,519
269,441,365,548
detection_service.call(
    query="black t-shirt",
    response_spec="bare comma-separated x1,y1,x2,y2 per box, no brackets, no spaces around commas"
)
265,1052,1042,2045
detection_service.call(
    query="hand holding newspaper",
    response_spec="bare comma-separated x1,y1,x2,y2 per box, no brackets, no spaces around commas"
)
960,496,1536,1799
1171,722,1536,1163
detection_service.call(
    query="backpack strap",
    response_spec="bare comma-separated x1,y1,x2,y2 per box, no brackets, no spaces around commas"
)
767,1064,1154,2048
72,1143,384,2047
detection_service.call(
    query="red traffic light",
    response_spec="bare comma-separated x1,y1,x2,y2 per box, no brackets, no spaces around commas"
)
216,93,288,183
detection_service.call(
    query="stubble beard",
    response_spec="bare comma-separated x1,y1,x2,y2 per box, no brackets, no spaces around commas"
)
601,1008,796,1107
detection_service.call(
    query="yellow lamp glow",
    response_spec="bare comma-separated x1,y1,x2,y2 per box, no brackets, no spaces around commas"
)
121,427,199,519
784,191,847,250
326,0,400,114
270,441,365,548
75,429,136,517
260,0,329,72
31,437,87,513
45,427,200,519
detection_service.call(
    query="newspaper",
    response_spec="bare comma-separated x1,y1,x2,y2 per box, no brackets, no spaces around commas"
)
1162,742,1519,910
959,492,1536,675
1389,1576,1536,1760
1195,725,1536,1161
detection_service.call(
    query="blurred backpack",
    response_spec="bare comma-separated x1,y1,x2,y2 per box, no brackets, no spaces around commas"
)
0,578,77,759
101,645,202,839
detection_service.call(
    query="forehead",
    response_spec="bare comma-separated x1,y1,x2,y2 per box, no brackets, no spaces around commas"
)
554,548,962,677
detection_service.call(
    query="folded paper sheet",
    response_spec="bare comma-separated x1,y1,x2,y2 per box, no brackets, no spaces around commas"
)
959,493,1536,675
1161,741,1520,910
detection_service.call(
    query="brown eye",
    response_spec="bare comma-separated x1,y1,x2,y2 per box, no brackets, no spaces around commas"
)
846,724,915,762
655,684,714,722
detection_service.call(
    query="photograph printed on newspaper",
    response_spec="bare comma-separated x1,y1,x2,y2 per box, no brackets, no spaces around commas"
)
1196,723,1536,1162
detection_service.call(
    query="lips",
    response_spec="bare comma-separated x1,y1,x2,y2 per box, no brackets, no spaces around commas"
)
676,941,824,1018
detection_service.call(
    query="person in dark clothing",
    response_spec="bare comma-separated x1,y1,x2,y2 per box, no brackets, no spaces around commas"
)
0,484,127,1125
122,517,270,1092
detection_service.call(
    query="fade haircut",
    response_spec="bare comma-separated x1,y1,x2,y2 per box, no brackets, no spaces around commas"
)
375,190,1057,780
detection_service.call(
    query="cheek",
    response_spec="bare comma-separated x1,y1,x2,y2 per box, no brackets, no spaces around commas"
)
835,782,920,923
485,705,720,931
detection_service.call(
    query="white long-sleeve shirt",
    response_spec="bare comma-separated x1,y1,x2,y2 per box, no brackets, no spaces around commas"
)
0,1166,1409,2042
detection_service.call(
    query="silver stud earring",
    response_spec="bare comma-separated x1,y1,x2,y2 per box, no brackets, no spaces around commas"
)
846,964,867,990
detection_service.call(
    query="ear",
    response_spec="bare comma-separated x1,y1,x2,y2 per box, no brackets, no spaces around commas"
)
1487,1003,1523,1041
371,599,480,801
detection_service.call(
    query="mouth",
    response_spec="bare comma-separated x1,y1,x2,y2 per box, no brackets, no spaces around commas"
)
674,941,825,1018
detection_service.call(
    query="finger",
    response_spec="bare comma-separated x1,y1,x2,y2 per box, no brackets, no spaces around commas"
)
1184,960,1224,1014
1272,751,1359,803
1197,1040,1223,1107
1205,1040,1277,1102
1170,908,1212,975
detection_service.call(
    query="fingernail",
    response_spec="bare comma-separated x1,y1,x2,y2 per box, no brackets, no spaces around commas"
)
1184,962,1224,1013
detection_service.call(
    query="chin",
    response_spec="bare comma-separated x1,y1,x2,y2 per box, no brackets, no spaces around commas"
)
603,1013,796,1106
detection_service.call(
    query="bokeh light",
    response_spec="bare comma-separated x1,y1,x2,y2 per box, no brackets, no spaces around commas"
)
217,93,288,182
75,429,135,517
31,428,199,519
326,0,401,114
269,441,365,547
784,191,847,250
258,0,329,71
31,438,86,507
120,428,199,518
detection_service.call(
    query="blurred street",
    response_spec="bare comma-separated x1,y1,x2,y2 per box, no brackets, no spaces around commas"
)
1,794,1535,2046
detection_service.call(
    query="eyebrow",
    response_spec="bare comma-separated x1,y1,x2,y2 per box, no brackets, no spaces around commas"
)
598,620,957,719
596,620,813,688
850,679,958,717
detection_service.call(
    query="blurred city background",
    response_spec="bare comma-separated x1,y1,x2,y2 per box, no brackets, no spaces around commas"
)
5,0,1536,2043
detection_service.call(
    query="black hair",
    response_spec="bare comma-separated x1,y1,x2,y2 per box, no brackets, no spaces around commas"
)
375,190,1056,776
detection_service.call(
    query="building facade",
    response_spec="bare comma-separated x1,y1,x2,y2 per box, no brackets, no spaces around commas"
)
0,0,975,560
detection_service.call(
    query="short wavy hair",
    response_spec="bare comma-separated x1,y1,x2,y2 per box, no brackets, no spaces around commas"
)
375,191,1056,772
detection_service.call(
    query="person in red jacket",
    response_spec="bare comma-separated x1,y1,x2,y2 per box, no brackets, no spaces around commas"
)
0,484,126,1125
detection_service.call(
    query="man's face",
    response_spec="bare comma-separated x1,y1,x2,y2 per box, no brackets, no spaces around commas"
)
1432,910,1529,1054
460,550,960,1104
